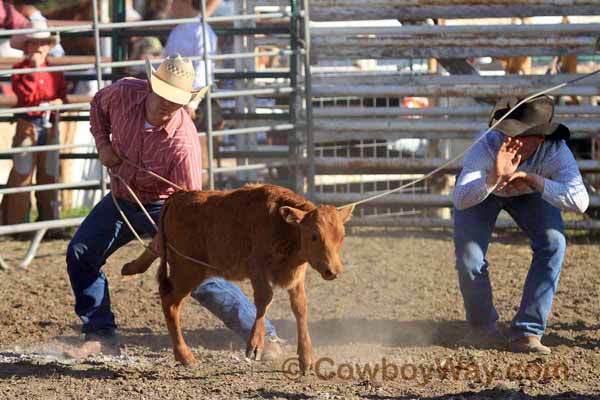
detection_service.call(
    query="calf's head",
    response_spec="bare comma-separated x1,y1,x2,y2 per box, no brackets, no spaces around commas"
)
279,205,353,280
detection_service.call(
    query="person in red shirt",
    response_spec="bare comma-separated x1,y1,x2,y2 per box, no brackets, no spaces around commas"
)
1,19,67,225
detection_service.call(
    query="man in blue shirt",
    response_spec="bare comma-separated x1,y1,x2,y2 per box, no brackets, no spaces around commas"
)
453,95,589,354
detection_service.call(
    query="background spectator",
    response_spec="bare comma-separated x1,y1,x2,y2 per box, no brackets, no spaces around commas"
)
1,19,67,225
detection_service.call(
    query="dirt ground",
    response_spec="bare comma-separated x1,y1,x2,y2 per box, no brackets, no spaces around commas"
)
1,228,599,400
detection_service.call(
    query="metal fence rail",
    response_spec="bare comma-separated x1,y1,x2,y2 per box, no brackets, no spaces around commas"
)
0,50,299,76
308,0,600,20
0,12,295,38
312,157,600,175
312,84,600,98
314,105,600,117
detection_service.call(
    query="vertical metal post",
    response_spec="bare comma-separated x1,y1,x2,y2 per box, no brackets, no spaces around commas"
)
92,0,107,197
301,0,314,199
201,0,214,190
245,0,257,184
100,0,111,66
233,0,248,184
288,0,302,192
111,0,126,80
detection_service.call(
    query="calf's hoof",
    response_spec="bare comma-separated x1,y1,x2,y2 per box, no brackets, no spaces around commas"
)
245,345,263,361
299,352,314,374
299,359,314,375
175,352,198,367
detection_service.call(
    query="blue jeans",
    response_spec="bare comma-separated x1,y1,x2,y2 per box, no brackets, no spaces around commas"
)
66,193,276,340
453,192,566,339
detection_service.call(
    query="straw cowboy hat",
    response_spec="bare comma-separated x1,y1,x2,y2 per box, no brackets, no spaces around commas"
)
145,54,209,105
12,19,59,51
489,95,570,141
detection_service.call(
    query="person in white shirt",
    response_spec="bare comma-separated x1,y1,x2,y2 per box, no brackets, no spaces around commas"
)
164,0,218,120
453,95,589,355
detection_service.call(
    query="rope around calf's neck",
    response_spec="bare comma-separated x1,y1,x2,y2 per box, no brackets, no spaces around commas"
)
336,68,600,211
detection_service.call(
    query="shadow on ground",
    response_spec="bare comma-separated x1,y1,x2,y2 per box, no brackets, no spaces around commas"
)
0,359,128,380
73,318,600,353
105,319,471,352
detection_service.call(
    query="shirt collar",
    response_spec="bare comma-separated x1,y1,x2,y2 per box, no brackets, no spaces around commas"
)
142,109,182,139
163,110,182,137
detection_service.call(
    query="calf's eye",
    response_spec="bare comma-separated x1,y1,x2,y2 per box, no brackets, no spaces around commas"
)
311,233,318,241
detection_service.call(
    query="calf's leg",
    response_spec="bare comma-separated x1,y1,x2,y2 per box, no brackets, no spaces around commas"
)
246,276,273,360
289,278,313,373
161,283,196,366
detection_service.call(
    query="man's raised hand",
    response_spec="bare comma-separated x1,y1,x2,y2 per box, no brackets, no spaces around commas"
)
495,137,523,177
487,137,523,188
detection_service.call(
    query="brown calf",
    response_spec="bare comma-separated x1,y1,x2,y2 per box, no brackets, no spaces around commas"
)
121,184,352,372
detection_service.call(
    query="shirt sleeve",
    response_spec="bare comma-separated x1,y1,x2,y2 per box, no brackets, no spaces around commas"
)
12,72,40,106
89,82,118,151
540,142,589,213
168,119,203,191
452,140,497,210
169,150,203,191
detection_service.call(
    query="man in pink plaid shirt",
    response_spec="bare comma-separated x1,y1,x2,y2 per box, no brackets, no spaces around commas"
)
66,54,281,359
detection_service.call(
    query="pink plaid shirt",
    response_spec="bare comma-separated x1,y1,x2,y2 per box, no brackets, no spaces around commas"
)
90,78,203,203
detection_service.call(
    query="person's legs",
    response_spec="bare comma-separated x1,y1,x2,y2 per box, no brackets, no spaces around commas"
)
1,119,38,224
35,123,60,221
453,195,504,329
504,193,566,339
66,195,162,336
191,277,277,341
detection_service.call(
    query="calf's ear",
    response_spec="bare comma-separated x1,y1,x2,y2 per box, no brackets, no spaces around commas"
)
337,205,353,223
279,206,306,224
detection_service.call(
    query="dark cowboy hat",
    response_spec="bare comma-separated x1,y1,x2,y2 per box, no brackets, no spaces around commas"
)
489,95,570,141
